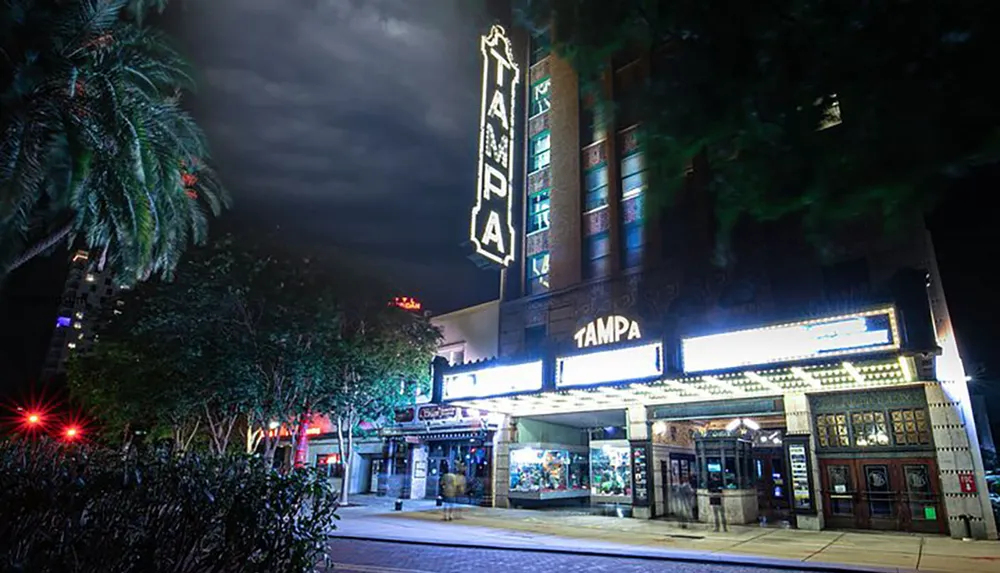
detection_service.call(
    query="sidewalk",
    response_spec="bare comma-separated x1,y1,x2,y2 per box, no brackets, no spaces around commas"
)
331,497,1000,573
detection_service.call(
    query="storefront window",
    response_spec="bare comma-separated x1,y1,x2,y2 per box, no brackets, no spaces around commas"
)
316,453,344,478
590,440,631,499
509,447,589,494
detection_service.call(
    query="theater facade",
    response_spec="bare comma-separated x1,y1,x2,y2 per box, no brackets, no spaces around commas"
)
446,17,995,539
433,295,994,538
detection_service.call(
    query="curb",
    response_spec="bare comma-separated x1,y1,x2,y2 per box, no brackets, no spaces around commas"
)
328,532,902,573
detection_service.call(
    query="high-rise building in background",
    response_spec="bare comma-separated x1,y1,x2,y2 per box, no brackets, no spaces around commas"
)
40,250,122,381
438,12,996,541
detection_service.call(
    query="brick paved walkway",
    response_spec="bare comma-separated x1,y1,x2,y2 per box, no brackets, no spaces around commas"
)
331,497,1000,573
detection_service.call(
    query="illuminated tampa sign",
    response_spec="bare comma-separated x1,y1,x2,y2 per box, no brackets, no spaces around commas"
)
574,315,642,348
470,25,519,267
681,307,900,374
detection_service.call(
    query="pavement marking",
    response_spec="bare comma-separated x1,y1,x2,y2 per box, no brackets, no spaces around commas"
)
803,532,847,563
329,563,436,573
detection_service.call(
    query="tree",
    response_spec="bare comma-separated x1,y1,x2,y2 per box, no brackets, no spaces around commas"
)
68,339,203,452
67,234,440,478
517,0,1000,259
0,0,229,285
316,286,442,505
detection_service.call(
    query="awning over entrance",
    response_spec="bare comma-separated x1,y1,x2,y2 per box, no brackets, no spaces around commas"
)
452,356,916,417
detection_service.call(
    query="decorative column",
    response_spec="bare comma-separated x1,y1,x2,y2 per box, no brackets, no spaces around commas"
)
492,416,516,509
546,53,582,290
784,393,825,531
926,379,997,539
627,405,653,519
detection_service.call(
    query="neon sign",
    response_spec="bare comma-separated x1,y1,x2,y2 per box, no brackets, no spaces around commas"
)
681,307,899,373
574,315,642,348
392,297,422,311
470,25,519,267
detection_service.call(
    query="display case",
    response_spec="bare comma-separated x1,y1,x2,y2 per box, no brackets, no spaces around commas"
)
508,444,590,500
590,440,632,504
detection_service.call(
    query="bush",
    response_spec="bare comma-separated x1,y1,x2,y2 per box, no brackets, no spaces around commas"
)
0,439,338,572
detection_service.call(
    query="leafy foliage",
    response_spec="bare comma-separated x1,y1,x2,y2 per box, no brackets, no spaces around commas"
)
68,235,441,467
0,438,338,573
315,277,442,503
517,0,1000,254
0,0,229,283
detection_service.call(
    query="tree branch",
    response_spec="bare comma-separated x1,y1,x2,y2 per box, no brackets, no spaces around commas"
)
5,219,75,274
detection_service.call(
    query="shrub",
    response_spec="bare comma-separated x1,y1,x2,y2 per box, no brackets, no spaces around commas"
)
0,439,338,572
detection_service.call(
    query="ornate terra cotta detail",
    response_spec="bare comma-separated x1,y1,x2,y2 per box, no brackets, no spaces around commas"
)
583,207,610,235
525,300,547,327
528,167,550,194
620,126,641,155
528,113,550,137
622,193,645,224
529,59,550,84
525,230,550,257
582,141,607,171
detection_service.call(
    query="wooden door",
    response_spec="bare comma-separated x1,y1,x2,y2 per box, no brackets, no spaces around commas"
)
819,457,945,533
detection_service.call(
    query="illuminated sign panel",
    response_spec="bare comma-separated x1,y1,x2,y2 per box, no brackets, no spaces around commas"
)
557,342,664,388
574,315,642,348
681,307,899,374
470,25,519,267
391,297,422,311
442,360,543,401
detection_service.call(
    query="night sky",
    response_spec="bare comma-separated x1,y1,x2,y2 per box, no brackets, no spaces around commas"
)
177,0,499,313
1,2,998,425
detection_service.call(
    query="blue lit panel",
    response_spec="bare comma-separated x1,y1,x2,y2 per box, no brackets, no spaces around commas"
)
681,308,899,374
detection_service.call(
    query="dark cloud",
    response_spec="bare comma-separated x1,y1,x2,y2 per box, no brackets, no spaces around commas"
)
176,0,499,310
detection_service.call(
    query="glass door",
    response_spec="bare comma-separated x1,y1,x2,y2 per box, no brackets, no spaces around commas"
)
903,463,945,534
820,458,944,533
822,462,861,529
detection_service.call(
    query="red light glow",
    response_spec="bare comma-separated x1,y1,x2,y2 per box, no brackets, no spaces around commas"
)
64,427,79,439
26,413,41,424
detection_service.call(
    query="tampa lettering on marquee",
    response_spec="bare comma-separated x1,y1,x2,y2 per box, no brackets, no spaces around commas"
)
470,25,519,267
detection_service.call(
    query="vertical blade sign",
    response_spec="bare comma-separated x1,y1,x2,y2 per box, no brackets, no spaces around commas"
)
470,25,519,267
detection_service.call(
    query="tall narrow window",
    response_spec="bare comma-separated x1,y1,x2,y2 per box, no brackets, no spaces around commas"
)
584,232,611,279
530,28,551,65
620,149,647,268
583,164,609,211
527,190,551,233
622,223,644,268
530,78,551,117
526,252,550,294
621,152,646,198
529,131,551,172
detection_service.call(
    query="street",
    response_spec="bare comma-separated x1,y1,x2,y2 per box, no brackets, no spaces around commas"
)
326,539,794,573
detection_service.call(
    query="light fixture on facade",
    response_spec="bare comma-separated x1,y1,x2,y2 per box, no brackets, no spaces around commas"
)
898,356,914,382
744,371,784,394
791,367,822,389
703,376,743,396
843,362,865,384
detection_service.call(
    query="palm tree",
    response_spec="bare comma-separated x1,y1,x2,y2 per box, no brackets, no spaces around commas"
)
0,0,229,285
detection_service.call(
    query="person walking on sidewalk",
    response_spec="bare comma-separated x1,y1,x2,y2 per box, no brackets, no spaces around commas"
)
710,486,728,532
441,464,467,521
